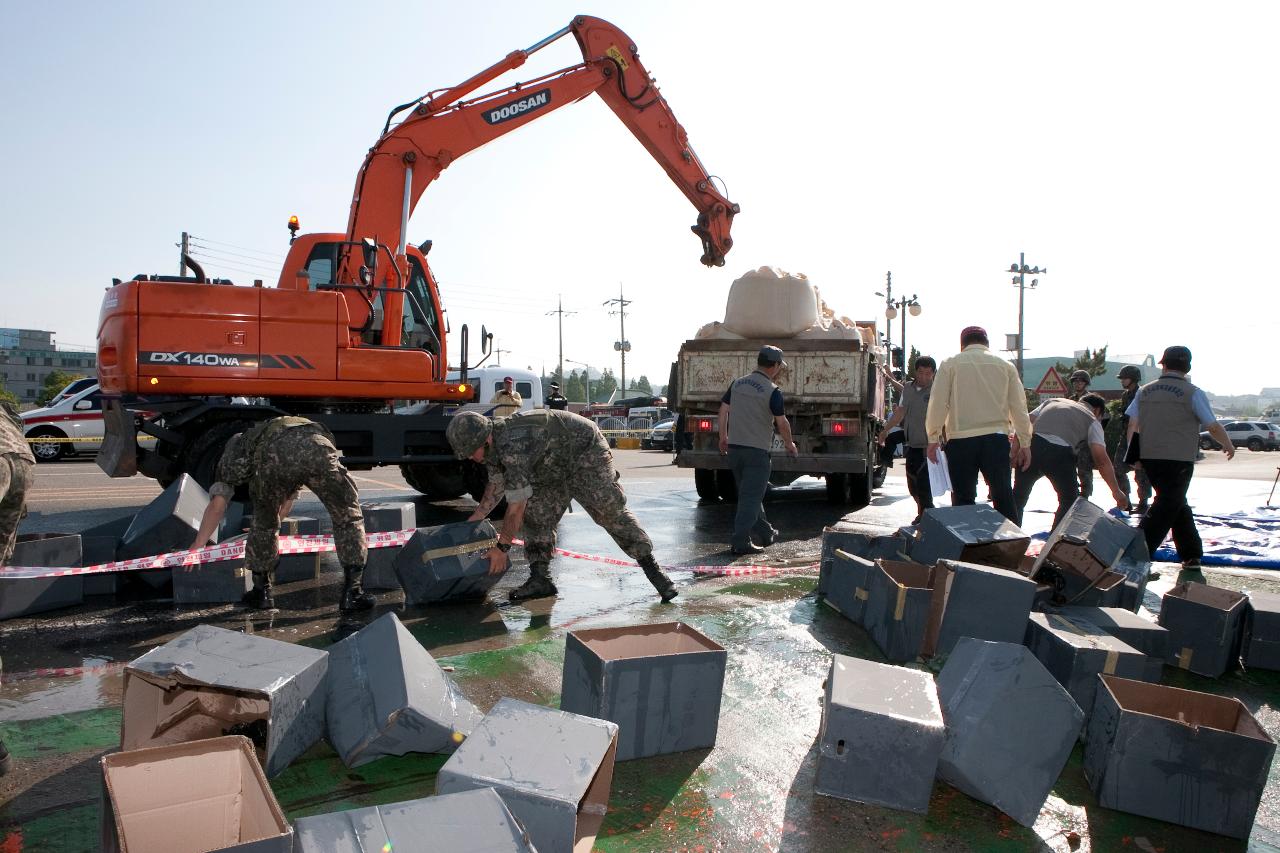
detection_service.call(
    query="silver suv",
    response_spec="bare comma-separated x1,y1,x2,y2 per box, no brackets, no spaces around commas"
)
1201,421,1279,452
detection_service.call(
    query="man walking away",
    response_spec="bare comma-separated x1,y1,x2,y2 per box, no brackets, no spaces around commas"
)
718,346,798,555
925,327,1032,522
1014,394,1130,529
879,356,937,524
1126,346,1233,583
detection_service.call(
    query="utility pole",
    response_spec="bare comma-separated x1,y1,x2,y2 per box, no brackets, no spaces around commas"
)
493,339,511,366
604,284,631,394
545,295,576,384
178,231,190,276
874,271,895,407
1005,252,1048,381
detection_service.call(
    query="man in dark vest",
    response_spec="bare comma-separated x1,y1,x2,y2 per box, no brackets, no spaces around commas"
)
718,346,798,555
1125,346,1233,581
545,383,569,410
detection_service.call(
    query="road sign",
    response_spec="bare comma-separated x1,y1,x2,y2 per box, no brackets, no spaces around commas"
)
1034,366,1067,397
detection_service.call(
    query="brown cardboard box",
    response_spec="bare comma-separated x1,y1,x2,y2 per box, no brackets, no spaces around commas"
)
100,735,292,853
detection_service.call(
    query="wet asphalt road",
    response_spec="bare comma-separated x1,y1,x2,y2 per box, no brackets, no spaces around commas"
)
3,450,1280,852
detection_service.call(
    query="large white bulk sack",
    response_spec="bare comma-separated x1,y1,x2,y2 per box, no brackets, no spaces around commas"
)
722,267,819,338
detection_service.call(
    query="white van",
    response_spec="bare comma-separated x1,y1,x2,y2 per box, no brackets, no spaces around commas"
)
445,366,543,413
21,381,104,461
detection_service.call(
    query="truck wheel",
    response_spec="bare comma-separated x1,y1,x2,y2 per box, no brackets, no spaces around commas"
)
184,421,255,490
848,473,872,510
872,465,887,489
694,468,719,501
716,469,738,503
401,462,467,499
825,473,849,504
26,428,68,462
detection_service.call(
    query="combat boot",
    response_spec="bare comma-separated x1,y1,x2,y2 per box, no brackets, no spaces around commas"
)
509,563,557,601
0,737,12,777
242,574,275,610
639,555,678,603
340,565,376,612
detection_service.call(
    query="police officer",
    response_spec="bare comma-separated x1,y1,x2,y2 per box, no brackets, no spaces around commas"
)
1113,365,1152,514
545,383,569,410
192,416,376,611
447,409,677,603
1066,370,1096,499
0,400,35,566
1125,346,1233,581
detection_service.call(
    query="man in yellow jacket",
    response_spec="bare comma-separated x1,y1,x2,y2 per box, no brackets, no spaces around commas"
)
924,326,1032,522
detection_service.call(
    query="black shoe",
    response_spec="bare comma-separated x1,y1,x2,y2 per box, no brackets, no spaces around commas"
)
509,565,557,601
731,542,764,556
0,739,11,777
756,526,780,547
1146,569,1162,581
340,566,376,612
242,582,275,611
640,556,678,603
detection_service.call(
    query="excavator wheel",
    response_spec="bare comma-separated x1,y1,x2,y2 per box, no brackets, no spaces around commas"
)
183,420,257,490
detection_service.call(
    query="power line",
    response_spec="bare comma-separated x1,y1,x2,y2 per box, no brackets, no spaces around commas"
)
187,240,285,266
187,234,287,262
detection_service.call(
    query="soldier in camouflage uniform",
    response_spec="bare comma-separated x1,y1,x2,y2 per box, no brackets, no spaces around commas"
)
447,409,677,603
1067,370,1095,499
0,401,35,567
191,416,375,611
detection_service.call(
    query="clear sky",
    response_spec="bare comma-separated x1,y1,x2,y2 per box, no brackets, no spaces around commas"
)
3,2,1277,396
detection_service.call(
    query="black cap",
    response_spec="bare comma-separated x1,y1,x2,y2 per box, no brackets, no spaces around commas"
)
549,383,560,390
758,345,787,367
1159,346,1192,370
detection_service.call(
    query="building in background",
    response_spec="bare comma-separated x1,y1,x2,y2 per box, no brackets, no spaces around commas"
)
1019,354,1157,398
0,328,97,403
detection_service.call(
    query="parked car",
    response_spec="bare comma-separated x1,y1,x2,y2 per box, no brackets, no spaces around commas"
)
642,418,676,451
1200,421,1278,452
21,382,105,461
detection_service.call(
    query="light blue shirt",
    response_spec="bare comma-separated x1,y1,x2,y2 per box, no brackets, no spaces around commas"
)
1125,377,1214,426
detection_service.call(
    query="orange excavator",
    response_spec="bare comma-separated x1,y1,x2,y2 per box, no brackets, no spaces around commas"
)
96,15,738,497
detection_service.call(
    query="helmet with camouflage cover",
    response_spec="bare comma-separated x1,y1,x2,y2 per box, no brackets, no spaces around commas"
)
215,432,253,486
446,411,493,458
1069,370,1091,385
1116,365,1142,383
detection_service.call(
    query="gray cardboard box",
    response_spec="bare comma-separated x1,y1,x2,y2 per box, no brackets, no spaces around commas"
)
1158,583,1247,678
294,787,535,853
101,735,293,853
823,550,876,626
275,517,321,583
172,535,253,605
1244,591,1280,670
437,697,619,853
394,520,503,604
815,654,945,814
1071,570,1126,608
561,621,727,761
1024,612,1150,718
911,505,1030,570
1,533,84,621
121,624,328,778
118,474,210,560
217,500,249,543
80,514,134,595
922,560,1036,658
818,528,910,595
865,559,934,662
326,612,483,767
1059,606,1169,682
362,501,416,533
937,638,1083,827
1084,675,1276,839
1031,499,1150,607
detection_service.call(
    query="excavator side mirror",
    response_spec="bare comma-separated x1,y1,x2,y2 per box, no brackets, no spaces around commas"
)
418,239,433,256
480,325,492,355
359,266,373,287
362,238,378,272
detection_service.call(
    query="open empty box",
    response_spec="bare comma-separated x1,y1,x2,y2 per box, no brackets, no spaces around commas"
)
922,560,1035,658
437,697,619,853
394,520,503,604
1159,583,1248,677
815,654,945,814
1,532,84,621
1084,675,1276,839
326,612,482,767
818,528,908,595
294,787,535,853
865,559,934,662
121,624,328,777
910,505,1029,570
100,735,292,853
560,621,726,761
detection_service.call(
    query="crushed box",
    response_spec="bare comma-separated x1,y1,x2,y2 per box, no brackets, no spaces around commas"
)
394,520,502,604
1,533,84,621
1159,583,1247,678
937,638,1083,827
1059,606,1168,682
1084,675,1276,839
911,505,1030,570
100,735,292,853
121,624,328,778
865,559,934,662
1244,590,1280,670
1024,612,1149,718
815,654,944,814
294,787,535,853
823,550,875,626
437,697,618,853
561,621,726,761
326,612,482,768
923,559,1035,658
172,535,252,605
1031,499,1150,607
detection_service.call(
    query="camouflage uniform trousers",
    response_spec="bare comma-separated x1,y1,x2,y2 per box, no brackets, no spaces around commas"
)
520,431,653,567
0,454,34,565
1112,447,1151,505
245,425,366,580
1075,442,1094,499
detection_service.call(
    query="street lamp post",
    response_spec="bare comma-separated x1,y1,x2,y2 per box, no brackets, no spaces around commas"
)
1005,252,1047,380
888,294,922,372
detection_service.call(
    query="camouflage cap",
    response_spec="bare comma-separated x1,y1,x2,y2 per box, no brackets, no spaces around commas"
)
215,432,252,486
446,411,492,458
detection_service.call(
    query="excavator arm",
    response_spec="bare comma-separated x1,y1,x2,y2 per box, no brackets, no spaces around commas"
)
346,14,739,268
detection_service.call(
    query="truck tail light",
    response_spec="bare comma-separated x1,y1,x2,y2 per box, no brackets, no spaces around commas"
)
690,416,718,433
822,418,858,436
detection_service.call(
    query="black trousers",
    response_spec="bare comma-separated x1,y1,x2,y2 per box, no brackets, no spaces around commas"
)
1139,458,1202,563
1013,435,1080,530
945,432,1017,522
904,446,934,520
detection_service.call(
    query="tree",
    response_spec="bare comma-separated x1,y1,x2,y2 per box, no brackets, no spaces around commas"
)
905,345,923,375
565,369,586,403
1055,346,1109,380
37,370,89,406
634,375,653,394
0,379,18,409
595,368,618,403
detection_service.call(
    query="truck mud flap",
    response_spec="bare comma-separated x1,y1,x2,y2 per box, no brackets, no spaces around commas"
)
97,399,138,478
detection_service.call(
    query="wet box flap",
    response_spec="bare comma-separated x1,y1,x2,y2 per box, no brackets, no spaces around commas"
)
1158,582,1248,677
100,735,292,853
823,550,876,625
1024,612,1150,718
936,638,1083,827
293,787,536,853
911,505,1030,570
326,612,482,768
121,624,328,777
394,520,502,603
437,697,619,853
1083,675,1276,839
922,560,1036,659
561,621,727,761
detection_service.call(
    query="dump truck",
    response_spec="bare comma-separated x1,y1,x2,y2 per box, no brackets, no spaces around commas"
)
672,268,886,508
